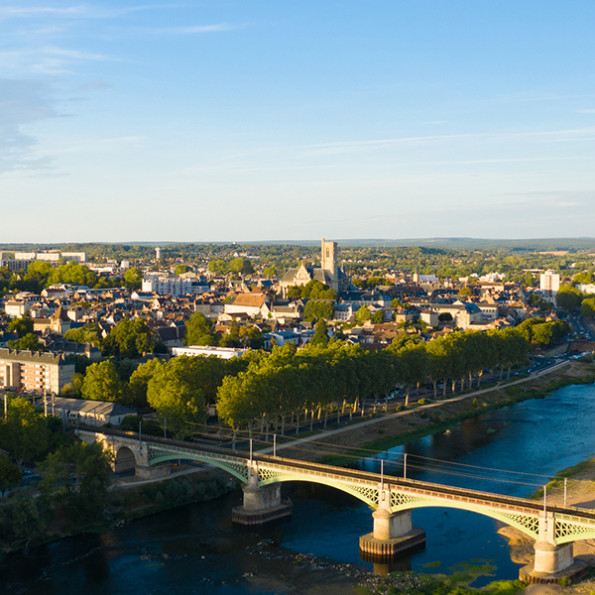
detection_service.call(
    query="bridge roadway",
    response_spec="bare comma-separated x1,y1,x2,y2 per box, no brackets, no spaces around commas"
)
79,427,595,582
96,427,594,522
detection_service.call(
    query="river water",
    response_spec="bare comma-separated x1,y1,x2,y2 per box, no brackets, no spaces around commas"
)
2,383,595,593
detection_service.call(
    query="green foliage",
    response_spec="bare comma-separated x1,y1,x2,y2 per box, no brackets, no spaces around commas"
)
372,310,384,324
102,318,161,358
81,360,124,402
556,284,582,311
174,264,191,276
0,492,47,547
127,357,162,409
0,453,22,495
185,312,217,346
7,332,44,351
356,305,372,324
0,397,50,465
310,320,329,347
146,357,210,438
228,257,254,275
303,299,334,321
123,267,143,290
50,262,98,287
8,315,34,337
64,322,103,347
581,297,595,319
38,441,113,521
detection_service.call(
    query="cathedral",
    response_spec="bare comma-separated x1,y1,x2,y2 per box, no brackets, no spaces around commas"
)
280,239,348,295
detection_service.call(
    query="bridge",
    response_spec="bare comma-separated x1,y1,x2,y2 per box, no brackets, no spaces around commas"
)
77,428,595,584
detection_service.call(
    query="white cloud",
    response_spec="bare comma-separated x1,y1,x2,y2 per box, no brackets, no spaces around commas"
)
0,78,58,173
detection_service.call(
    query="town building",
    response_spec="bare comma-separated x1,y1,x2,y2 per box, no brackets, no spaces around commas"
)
49,397,134,426
0,348,75,394
172,345,248,359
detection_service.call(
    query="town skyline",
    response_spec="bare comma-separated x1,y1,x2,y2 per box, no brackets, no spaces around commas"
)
2,1,595,242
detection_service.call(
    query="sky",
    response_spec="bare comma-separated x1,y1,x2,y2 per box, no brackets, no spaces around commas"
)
1,1,595,243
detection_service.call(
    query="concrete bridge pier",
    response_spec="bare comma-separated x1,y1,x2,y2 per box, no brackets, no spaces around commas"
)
360,487,425,561
520,512,587,584
232,465,292,526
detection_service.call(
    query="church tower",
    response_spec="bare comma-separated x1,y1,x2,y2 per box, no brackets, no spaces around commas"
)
321,238,337,276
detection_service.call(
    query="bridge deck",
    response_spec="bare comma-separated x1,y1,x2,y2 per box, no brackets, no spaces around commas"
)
85,427,595,523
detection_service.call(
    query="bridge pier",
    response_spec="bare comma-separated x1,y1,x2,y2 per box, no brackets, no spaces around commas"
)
232,467,292,526
360,488,425,561
519,512,588,584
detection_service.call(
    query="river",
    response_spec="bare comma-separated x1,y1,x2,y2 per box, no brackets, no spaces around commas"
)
2,382,595,593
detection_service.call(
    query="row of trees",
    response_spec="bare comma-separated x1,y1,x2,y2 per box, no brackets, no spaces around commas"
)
216,327,531,438
72,315,569,438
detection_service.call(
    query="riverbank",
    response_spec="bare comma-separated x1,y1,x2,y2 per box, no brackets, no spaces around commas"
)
278,358,595,465
499,457,595,594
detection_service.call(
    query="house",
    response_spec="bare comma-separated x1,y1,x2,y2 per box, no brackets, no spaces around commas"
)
224,293,271,318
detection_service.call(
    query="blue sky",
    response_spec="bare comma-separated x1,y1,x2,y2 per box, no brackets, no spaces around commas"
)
1,1,595,243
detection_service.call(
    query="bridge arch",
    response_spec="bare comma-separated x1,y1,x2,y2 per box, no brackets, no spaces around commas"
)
148,451,250,484
114,446,137,473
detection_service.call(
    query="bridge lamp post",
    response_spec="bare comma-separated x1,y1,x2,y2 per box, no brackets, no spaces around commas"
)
273,434,277,457
403,453,407,479
139,421,143,455
564,478,568,507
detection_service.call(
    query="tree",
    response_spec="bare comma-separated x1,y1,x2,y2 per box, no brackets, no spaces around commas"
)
185,312,216,346
0,454,22,495
0,397,49,466
128,358,163,409
310,320,329,347
372,310,384,324
50,262,98,287
239,325,264,349
8,315,34,338
64,322,103,347
38,441,113,519
581,297,595,319
7,333,44,351
103,318,160,358
556,285,582,312
81,360,123,402
356,305,372,325
228,258,254,275
147,358,207,438
174,264,191,276
303,300,334,321
123,267,142,291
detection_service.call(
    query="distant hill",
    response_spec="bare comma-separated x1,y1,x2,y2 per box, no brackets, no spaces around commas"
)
1,238,594,252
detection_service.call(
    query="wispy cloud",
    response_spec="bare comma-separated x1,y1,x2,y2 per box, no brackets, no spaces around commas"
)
0,78,58,174
0,46,110,74
302,127,595,156
0,4,187,20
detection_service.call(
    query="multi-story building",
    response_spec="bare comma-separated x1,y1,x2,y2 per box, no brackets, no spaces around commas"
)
540,270,560,301
142,273,194,296
0,349,75,394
